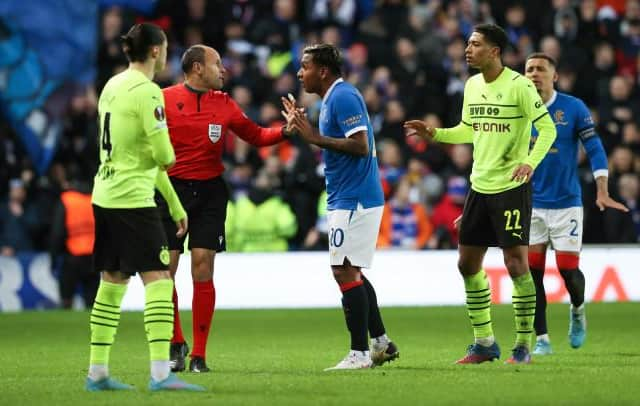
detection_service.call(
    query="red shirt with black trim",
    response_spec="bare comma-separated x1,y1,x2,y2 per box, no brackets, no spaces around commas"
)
162,84,284,180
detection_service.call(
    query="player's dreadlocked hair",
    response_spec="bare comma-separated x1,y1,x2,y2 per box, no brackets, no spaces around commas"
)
303,44,342,76
120,23,166,63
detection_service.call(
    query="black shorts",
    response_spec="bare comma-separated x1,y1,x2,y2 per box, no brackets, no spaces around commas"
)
459,183,532,248
92,205,169,274
156,176,229,253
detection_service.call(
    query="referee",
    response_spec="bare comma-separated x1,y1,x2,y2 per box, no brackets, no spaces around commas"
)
159,45,293,373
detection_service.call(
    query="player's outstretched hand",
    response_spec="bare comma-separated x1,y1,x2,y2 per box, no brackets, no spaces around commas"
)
290,109,316,143
175,216,188,238
403,120,436,139
281,93,297,112
511,163,533,183
280,93,300,135
596,194,629,212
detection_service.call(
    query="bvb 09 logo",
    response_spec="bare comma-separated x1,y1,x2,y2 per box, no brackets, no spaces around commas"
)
159,246,170,265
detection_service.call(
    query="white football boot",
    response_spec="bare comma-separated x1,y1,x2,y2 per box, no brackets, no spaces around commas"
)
324,350,373,371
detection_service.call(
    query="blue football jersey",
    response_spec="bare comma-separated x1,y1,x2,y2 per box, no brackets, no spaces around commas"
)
531,91,608,209
319,79,384,210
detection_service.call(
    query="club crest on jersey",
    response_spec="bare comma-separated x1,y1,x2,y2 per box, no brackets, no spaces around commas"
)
159,246,170,266
208,124,222,143
554,109,568,126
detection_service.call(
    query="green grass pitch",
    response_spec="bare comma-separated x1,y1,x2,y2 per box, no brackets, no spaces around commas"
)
1,303,639,405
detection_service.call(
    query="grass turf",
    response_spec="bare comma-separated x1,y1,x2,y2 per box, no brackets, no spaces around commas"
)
1,303,638,405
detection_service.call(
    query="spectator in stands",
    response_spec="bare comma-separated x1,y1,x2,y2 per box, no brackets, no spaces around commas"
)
49,179,98,309
603,173,640,242
580,41,618,106
96,6,127,91
618,17,640,72
505,3,531,51
609,144,636,185
173,0,224,49
576,0,602,51
431,176,468,249
0,124,21,198
378,176,433,250
231,85,260,122
282,136,325,249
362,84,384,133
447,144,473,178
0,179,38,256
226,169,297,252
411,113,450,174
302,189,328,251
539,35,563,66
378,139,407,199
345,42,371,91
379,100,408,153
622,122,640,154
599,76,640,147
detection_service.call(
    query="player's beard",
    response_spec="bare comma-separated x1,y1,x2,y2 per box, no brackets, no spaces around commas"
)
302,76,319,95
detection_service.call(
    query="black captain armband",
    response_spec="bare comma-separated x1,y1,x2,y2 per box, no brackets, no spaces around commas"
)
577,126,597,142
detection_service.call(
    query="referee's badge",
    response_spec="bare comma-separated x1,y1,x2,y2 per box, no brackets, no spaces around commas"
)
208,123,222,143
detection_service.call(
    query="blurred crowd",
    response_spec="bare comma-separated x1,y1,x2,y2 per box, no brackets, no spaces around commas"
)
1,0,640,257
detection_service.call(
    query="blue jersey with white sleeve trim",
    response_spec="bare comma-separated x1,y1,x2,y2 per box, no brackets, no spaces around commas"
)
531,91,608,209
319,79,384,210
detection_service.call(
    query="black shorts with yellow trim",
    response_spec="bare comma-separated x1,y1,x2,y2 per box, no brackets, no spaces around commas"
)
458,183,532,248
92,205,170,274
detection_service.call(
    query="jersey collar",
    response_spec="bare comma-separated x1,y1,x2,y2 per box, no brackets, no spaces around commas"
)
545,90,557,107
183,82,208,95
323,78,343,103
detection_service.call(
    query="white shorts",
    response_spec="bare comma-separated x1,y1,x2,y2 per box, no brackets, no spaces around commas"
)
326,204,383,269
530,207,583,252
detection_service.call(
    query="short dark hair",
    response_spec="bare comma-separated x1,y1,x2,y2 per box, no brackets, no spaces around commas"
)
303,44,342,76
120,23,166,63
473,24,508,54
526,52,557,67
181,45,207,74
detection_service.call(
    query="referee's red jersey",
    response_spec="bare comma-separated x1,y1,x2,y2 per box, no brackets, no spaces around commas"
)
162,84,284,180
